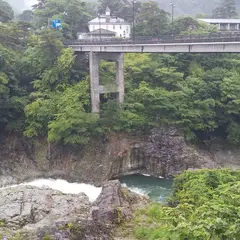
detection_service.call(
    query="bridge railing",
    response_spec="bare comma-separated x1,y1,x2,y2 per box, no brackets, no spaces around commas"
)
64,32,240,46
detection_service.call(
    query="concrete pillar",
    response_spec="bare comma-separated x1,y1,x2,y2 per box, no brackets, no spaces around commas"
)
116,53,124,103
89,52,100,113
89,52,125,113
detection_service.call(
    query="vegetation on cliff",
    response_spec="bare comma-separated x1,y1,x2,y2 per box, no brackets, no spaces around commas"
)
0,0,240,145
134,169,240,240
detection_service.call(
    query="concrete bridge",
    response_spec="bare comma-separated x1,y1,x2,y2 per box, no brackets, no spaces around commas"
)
68,39,240,113
69,41,240,53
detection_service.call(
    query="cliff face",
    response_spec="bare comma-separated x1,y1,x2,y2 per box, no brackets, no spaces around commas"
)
0,128,239,187
0,180,147,239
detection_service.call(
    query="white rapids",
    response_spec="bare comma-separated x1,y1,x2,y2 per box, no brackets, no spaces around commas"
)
0,179,102,202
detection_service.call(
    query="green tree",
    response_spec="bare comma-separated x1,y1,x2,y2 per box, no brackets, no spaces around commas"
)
17,10,34,22
98,0,124,14
33,0,92,38
134,170,240,240
0,0,14,23
97,0,142,22
0,24,29,131
173,17,218,35
135,1,170,36
212,0,237,18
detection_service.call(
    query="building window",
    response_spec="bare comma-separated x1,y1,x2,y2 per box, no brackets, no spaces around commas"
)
230,23,237,30
113,25,115,29
220,23,228,30
126,27,128,33
120,25,122,29
120,34,122,37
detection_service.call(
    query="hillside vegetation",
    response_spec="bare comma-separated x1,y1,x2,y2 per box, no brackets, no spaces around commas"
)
1,1,240,239
154,0,240,16
6,0,240,17
0,0,240,146
133,169,240,239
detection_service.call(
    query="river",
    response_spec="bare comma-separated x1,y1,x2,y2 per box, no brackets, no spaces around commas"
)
0,175,173,203
119,174,173,202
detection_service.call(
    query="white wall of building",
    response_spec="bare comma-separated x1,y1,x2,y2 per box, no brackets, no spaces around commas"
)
88,22,131,38
198,19,240,31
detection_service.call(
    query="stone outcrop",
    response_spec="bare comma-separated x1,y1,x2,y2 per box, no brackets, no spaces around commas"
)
110,127,219,178
0,129,239,187
0,185,92,239
0,180,147,240
90,180,148,224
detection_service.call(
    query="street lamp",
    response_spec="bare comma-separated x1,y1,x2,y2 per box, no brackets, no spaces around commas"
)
170,2,175,36
98,13,102,41
132,0,136,41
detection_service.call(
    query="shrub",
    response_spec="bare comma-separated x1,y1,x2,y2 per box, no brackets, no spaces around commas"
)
134,169,240,240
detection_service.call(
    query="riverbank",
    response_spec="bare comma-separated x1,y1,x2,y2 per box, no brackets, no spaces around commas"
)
0,127,239,187
130,169,240,239
0,179,149,240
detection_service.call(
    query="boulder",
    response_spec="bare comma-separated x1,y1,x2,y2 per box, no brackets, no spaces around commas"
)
0,181,147,239
0,185,90,230
0,185,92,239
90,180,148,224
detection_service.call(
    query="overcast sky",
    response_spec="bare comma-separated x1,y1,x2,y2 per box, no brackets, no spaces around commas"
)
25,0,38,8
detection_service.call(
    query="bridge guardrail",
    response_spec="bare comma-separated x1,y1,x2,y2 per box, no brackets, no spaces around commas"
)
64,32,240,46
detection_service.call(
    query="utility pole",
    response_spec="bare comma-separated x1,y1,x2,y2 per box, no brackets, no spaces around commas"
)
48,18,51,28
170,2,175,36
132,0,136,41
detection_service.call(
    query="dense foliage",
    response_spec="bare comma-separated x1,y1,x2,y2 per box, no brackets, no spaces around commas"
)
212,0,238,18
134,169,240,240
0,0,14,22
6,0,240,17
0,0,240,145
120,53,240,143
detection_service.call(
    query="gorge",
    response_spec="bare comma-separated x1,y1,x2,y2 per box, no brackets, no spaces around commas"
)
0,128,239,239
1,127,239,188
1,0,240,238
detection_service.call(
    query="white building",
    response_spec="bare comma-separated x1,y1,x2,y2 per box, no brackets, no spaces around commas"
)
87,7,131,39
198,19,240,31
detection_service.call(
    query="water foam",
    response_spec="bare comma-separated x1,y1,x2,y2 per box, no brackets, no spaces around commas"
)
121,183,149,196
1,179,102,202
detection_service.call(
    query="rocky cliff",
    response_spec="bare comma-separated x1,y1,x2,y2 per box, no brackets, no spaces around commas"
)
0,180,148,240
0,128,239,187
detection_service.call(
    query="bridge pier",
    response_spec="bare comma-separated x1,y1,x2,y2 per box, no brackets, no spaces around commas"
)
89,52,124,113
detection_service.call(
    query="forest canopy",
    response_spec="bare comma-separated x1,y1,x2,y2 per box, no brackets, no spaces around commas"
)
134,169,240,239
0,0,240,146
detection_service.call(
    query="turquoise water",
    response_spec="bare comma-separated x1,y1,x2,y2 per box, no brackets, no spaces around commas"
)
119,174,173,202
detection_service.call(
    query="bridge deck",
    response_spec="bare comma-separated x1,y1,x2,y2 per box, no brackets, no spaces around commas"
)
69,41,240,53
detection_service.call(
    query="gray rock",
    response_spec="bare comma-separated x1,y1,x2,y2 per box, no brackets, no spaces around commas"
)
0,129,239,188
0,185,90,231
0,181,146,239
110,127,220,179
90,180,148,224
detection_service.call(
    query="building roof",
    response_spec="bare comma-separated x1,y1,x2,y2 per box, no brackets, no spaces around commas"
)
88,29,116,35
89,16,128,24
88,6,130,25
198,18,240,24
